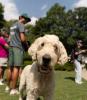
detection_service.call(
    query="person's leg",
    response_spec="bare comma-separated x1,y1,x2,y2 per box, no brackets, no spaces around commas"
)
10,67,20,95
74,60,82,83
19,67,22,78
11,67,19,89
5,68,12,92
0,66,4,85
2,67,6,81
0,59,3,80
0,66,3,79
1,58,8,81
0,58,8,83
6,68,12,87
10,47,24,95
5,47,13,91
13,47,24,79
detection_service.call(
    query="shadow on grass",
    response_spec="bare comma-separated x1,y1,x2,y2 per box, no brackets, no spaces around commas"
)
22,96,42,100
64,77,75,82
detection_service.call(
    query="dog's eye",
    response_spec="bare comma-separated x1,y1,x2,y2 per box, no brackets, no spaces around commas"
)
41,43,44,47
38,43,44,51
54,45,58,53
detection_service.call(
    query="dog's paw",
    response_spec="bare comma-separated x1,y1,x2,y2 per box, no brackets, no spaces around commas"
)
19,97,22,100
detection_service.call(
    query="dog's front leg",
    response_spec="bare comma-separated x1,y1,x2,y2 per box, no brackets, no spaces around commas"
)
19,96,23,100
44,95,53,100
19,70,26,100
26,90,39,100
26,94,38,100
43,91,54,100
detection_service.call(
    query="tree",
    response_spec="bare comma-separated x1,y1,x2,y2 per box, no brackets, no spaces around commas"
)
74,7,87,42
30,3,87,54
0,3,5,28
31,3,67,40
31,3,71,52
5,20,17,30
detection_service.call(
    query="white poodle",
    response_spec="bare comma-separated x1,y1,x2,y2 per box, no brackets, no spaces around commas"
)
19,34,68,100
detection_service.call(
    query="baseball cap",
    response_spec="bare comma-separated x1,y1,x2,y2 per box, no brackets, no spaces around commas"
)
20,13,31,22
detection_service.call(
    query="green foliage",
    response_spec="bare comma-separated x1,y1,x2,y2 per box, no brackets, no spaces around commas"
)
0,3,87,54
25,24,38,43
27,3,87,54
31,3,67,39
55,62,74,71
47,3,65,17
0,3,5,28
5,20,17,29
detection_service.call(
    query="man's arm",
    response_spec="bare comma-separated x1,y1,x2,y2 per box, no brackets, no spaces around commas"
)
4,43,9,49
75,50,87,55
20,32,26,42
20,32,29,51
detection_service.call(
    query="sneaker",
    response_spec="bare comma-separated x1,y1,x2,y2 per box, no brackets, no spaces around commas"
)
5,86,10,92
75,81,83,84
10,89,19,95
0,79,3,82
0,81,4,85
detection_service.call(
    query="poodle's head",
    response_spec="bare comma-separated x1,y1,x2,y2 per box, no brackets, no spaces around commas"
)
28,34,68,73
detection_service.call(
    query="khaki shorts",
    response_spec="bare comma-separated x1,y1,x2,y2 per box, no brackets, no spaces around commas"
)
8,47,24,67
0,58,8,67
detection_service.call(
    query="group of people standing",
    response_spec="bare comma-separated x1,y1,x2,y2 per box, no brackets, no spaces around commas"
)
0,12,87,98
0,13,31,95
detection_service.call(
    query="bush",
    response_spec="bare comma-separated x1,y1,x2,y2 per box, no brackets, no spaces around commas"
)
55,62,74,71
24,52,32,61
23,52,32,68
23,52,74,71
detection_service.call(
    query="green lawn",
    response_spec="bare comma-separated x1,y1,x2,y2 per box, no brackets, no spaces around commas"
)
0,71,87,100
54,71,87,100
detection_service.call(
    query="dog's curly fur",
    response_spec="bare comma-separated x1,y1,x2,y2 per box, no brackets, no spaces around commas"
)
19,34,68,100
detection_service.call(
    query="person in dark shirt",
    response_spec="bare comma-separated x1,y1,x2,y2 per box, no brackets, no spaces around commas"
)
72,40,86,84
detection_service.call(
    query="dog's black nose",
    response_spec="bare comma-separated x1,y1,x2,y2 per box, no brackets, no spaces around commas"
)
43,54,51,65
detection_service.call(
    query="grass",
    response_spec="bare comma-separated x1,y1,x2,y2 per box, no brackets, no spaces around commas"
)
54,71,87,100
0,71,87,100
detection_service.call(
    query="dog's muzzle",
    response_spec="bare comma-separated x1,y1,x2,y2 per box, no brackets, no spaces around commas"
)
38,54,52,74
42,54,51,66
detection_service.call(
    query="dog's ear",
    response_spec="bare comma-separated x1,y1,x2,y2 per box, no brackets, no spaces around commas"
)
28,37,42,60
57,41,68,65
